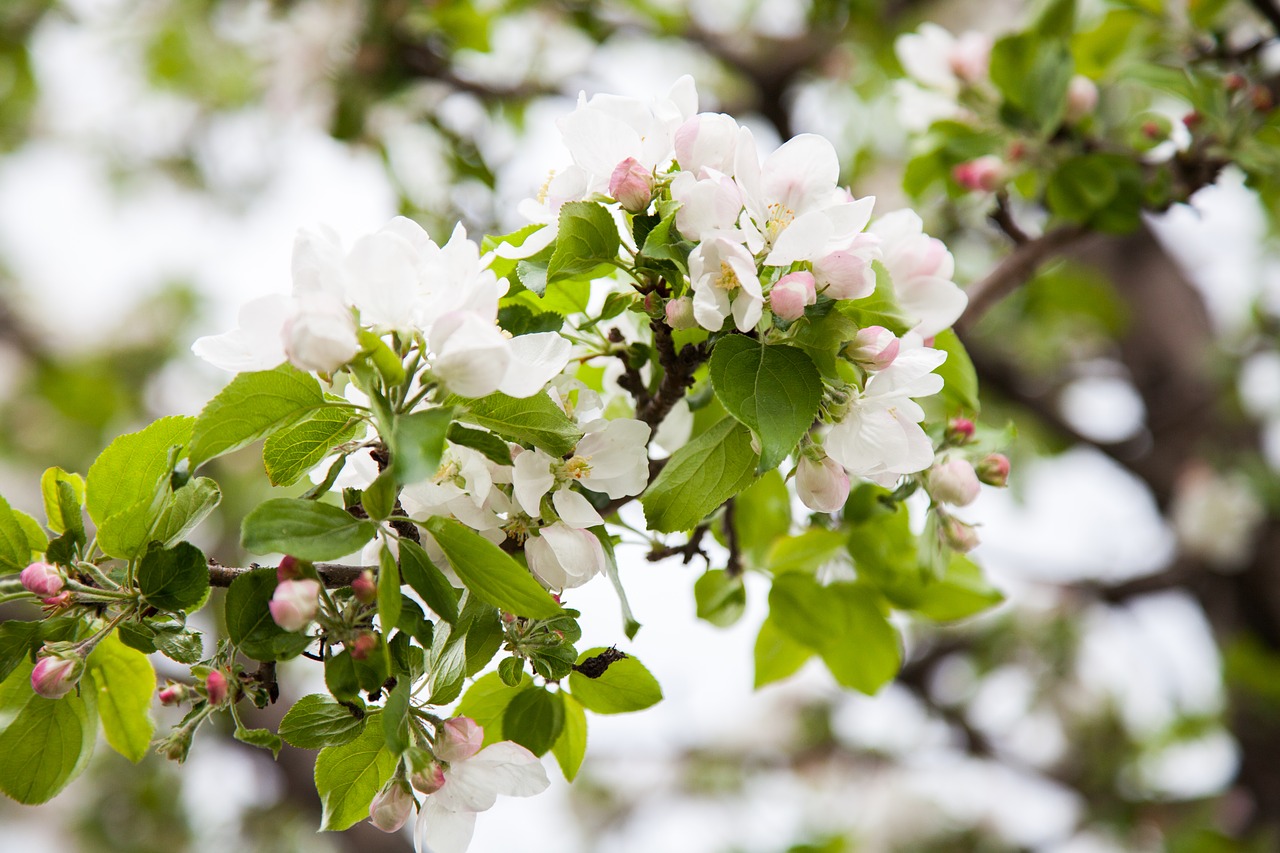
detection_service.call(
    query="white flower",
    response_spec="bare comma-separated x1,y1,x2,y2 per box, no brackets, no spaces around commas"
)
670,170,743,242
191,294,292,372
570,418,652,499
414,741,549,853
526,522,607,590
282,291,361,374
674,112,742,177
870,209,968,338
895,24,992,95
689,234,762,332
796,454,851,513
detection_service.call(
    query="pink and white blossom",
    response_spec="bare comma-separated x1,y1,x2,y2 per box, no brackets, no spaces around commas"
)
31,655,81,699
796,454,851,513
688,234,762,332
370,782,415,833
926,458,982,506
20,562,63,598
269,578,321,632
870,210,968,337
526,522,607,590
769,271,817,321
848,326,901,372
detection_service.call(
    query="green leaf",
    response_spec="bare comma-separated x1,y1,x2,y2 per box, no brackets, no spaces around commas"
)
377,546,402,635
0,494,34,573
753,615,813,689
85,633,155,763
362,470,396,522
503,687,564,756
0,659,97,804
263,406,363,487
382,679,411,755
694,569,746,628
0,620,41,685
137,541,209,613
457,671,526,746
241,498,377,562
325,650,360,703
279,694,366,749
551,694,588,781
399,539,459,624
498,657,525,687
86,416,194,527
40,468,85,538
769,576,900,694
190,365,324,467
641,417,758,533
447,424,513,466
234,726,283,757
225,567,311,661
314,712,397,831
709,336,822,471
391,408,454,484
639,203,691,269
1031,0,1076,36
567,648,662,714
767,529,848,575
931,330,980,415
459,392,582,457
989,34,1073,134
910,554,1005,622
424,518,562,618
547,201,621,282
152,627,203,664
152,477,222,548
734,470,791,566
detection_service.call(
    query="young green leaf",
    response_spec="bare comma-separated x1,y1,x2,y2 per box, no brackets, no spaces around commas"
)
225,567,312,661
446,424,513,466
423,518,562,619
86,416,194,527
546,201,621,283
694,569,746,628
0,659,97,805
40,468,85,538
390,408,453,484
0,620,41,685
456,671,527,746
263,406,363,487
931,330,980,415
709,336,823,471
279,694,366,749
566,648,662,714
151,477,222,549
241,498,377,562
377,546,402,635
137,541,210,613
551,694,588,781
641,417,758,533
502,687,564,756
85,633,156,763
314,712,397,831
0,494,35,573
189,365,324,467
753,615,813,689
458,392,582,457
399,539,459,624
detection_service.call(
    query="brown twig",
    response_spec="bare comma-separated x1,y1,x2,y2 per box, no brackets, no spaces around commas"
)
956,225,1088,333
646,525,709,564
208,561,368,589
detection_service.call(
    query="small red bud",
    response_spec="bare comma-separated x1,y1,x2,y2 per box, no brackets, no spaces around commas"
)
1007,140,1027,162
350,633,378,661
643,292,657,313
205,670,229,706
946,417,976,445
158,683,191,706
1182,111,1202,129
976,453,1011,487
1141,121,1163,139
277,555,302,582
1224,72,1247,92
1252,85,1274,112
501,611,517,624
351,570,376,604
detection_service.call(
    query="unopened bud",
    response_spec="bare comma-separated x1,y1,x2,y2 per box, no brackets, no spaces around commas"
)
664,297,697,330
351,570,376,604
927,459,981,506
946,417,975,445
1141,120,1164,140
20,562,63,598
350,633,378,661
205,670,229,706
1252,85,1274,112
1064,75,1099,122
769,271,817,322
1225,73,1247,92
369,781,414,833
952,156,1004,193
848,326,900,372
158,683,192,706
411,762,447,794
976,453,1010,487
941,516,980,552
1183,111,1202,129
609,157,653,213
31,654,82,699
435,716,484,763
277,555,302,582
1007,140,1027,162
796,454,851,513
42,591,73,609
269,578,321,632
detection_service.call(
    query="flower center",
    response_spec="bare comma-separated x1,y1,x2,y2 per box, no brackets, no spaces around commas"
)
716,260,742,292
766,201,796,240
564,456,592,479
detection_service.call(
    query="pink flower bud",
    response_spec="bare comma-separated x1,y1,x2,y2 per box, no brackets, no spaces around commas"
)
277,555,302,582
948,32,992,84
609,157,653,213
813,246,876,301
42,591,72,609
769,271,817,322
411,762,447,794
20,562,63,598
269,578,321,632
941,516,980,552
158,683,192,706
796,454,851,513
205,670,229,706
976,453,1010,487
435,716,484,763
369,782,414,833
952,156,1005,193
31,655,81,699
1065,75,1098,122
927,459,981,506
664,296,698,330
848,326,900,371
350,633,378,661
351,570,376,604
946,417,975,444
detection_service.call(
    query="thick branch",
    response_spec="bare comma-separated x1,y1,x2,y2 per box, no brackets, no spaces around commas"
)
956,225,1088,332
208,561,367,589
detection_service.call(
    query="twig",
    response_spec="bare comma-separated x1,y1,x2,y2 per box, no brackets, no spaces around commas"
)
990,192,1029,246
957,225,1088,333
723,499,743,578
646,525,709,564
208,561,368,589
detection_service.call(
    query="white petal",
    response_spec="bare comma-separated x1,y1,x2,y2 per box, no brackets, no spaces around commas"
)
431,312,511,399
498,333,572,398
415,800,476,853
191,294,292,372
512,449,555,517
897,275,968,338
552,488,604,528
441,743,549,812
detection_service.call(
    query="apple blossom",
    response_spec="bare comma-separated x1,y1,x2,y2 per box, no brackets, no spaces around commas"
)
870,210,967,337
526,522,607,590
436,717,484,763
282,291,360,374
946,417,976,445
190,294,292,373
414,740,549,853
205,670,229,706
847,326,900,372
665,296,698,330
20,562,63,598
1065,75,1099,122
896,24,991,94
796,453,851,513
674,112,742,176
941,516,981,552
670,170,744,242
412,762,447,795
350,633,378,660
31,654,82,699
926,458,982,506
351,569,376,604
370,781,415,833
952,156,1005,193
609,157,653,212
976,453,1011,487
269,578,321,632
689,234,762,332
569,418,652,499
158,683,193,706
813,235,880,300
770,271,817,321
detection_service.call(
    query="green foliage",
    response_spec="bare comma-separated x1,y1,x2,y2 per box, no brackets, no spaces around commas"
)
694,569,747,627
567,648,663,714
85,633,155,764
989,32,1073,134
313,713,397,831
0,493,38,572
459,392,582,456
137,541,209,613
754,615,813,688
547,202,621,283
733,470,791,567
642,417,758,533
424,518,563,619
0,659,97,805
503,686,565,756
224,567,312,661
390,408,453,484
263,407,364,487
399,539,460,624
551,694,588,781
710,336,823,471
241,498,377,562
189,365,323,467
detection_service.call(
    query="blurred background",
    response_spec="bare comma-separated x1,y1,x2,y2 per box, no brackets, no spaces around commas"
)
1,0,1280,851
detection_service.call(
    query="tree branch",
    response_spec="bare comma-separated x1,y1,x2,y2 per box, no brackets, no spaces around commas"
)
1248,0,1280,37
956,225,1088,333
208,561,367,589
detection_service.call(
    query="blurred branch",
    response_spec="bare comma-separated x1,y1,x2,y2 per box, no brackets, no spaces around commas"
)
208,560,367,588
1248,0,1280,36
956,225,1088,333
